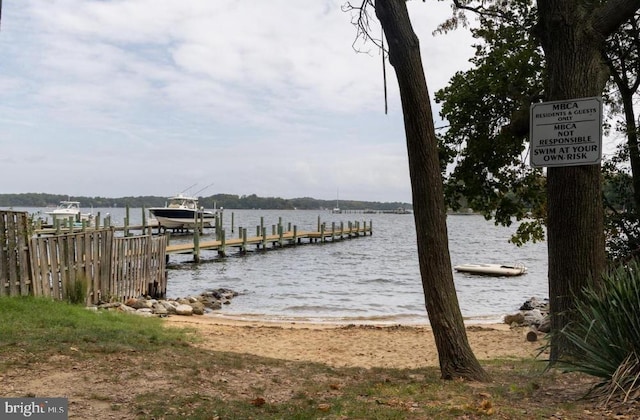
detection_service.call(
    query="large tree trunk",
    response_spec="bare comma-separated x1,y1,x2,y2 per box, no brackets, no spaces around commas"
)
620,92,640,211
536,1,610,361
375,0,489,381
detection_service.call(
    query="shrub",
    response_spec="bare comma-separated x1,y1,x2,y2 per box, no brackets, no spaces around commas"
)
64,274,88,305
559,258,640,405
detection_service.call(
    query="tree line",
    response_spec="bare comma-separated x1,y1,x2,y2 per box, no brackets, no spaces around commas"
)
0,192,412,212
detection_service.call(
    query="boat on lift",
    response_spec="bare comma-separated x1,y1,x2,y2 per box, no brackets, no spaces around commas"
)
148,194,218,230
46,200,94,224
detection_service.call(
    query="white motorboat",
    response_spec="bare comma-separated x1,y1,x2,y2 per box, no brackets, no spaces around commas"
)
453,263,527,277
148,194,218,230
46,201,93,224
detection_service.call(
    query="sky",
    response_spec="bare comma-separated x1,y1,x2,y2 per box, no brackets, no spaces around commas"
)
0,0,475,203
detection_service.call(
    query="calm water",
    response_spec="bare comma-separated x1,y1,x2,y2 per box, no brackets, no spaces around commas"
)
10,207,548,324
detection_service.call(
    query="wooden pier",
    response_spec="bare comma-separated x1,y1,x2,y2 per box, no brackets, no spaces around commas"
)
167,220,372,261
3,209,374,301
32,208,374,263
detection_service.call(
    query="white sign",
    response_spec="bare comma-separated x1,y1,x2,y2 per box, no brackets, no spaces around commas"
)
530,97,602,168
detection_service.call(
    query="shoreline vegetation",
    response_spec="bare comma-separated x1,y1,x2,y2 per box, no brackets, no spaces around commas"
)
0,192,414,212
4,296,635,419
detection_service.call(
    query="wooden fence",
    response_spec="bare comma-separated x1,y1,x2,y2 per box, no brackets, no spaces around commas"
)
0,211,32,297
1,211,167,303
110,234,168,302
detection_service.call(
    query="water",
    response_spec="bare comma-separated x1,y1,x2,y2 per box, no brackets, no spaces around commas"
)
8,207,548,324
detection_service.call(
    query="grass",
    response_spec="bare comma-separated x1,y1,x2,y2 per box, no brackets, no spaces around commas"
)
0,296,632,419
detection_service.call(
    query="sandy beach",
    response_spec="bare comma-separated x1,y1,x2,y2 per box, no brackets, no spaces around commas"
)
162,315,545,369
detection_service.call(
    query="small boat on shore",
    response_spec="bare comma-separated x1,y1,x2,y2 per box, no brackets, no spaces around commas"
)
148,194,218,230
453,263,527,277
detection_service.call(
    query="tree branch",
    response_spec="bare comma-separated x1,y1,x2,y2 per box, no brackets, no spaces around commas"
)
593,0,640,38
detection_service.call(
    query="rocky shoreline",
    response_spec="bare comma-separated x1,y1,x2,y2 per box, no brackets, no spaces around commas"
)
90,291,550,339
89,288,551,341
90,288,239,317
503,296,550,341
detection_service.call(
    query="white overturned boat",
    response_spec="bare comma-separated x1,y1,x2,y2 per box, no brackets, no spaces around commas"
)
453,263,527,277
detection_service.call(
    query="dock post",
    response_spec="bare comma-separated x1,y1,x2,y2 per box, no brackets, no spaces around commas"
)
331,222,335,241
317,216,321,231
261,228,267,249
340,221,344,239
260,216,264,235
231,212,235,233
241,228,247,253
95,212,101,230
193,226,201,262
320,223,325,243
197,208,203,234
219,230,226,257
124,205,130,237
293,225,298,243
278,225,283,247
142,206,147,235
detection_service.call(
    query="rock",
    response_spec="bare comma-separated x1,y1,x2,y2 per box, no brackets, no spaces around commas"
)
117,304,136,314
160,301,178,314
520,297,549,312
523,309,545,327
504,313,525,325
538,317,551,333
152,303,168,316
205,300,222,310
175,304,194,316
190,301,205,315
124,297,139,307
136,308,154,317
130,298,153,310
500,298,552,329
97,288,237,317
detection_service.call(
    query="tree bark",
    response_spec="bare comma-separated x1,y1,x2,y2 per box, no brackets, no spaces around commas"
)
535,0,639,360
620,91,640,211
375,0,489,381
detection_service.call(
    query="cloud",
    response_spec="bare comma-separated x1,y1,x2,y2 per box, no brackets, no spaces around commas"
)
0,0,475,202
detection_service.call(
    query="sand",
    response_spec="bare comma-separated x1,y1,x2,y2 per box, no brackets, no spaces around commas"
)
162,315,545,369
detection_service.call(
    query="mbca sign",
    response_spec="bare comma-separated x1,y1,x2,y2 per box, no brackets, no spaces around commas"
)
529,97,602,168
